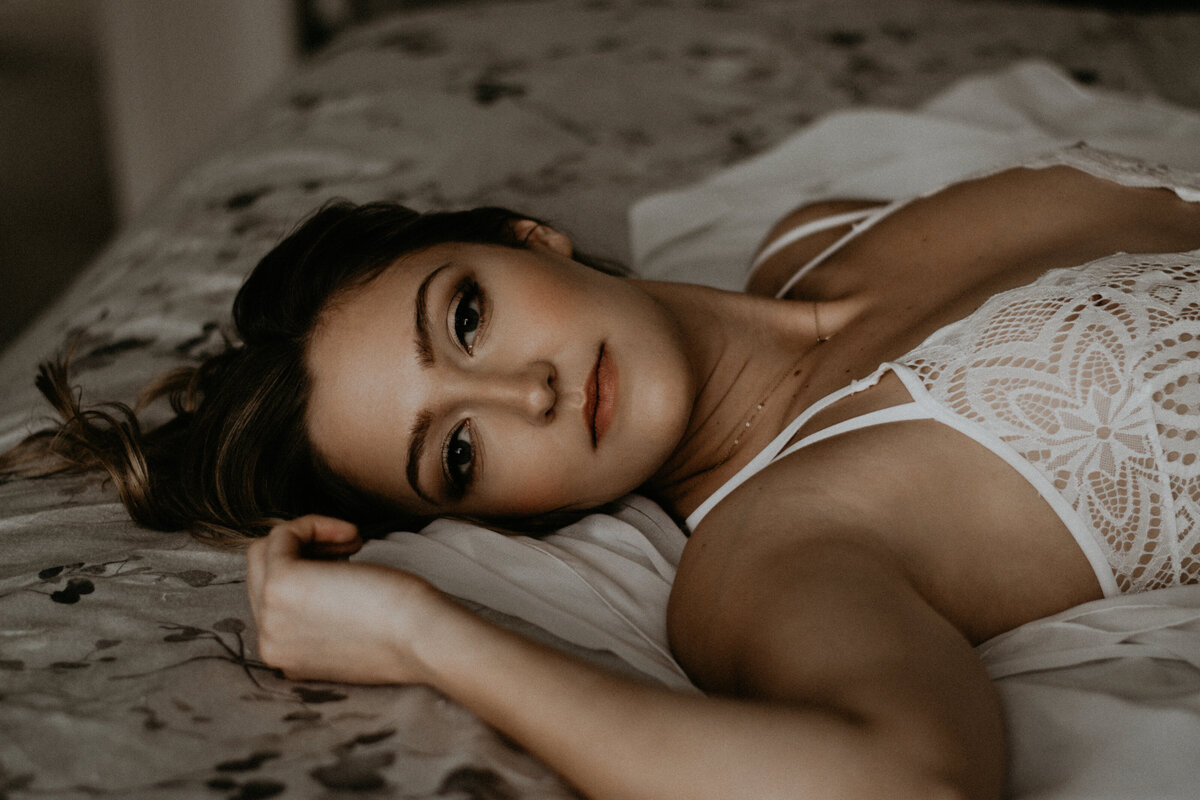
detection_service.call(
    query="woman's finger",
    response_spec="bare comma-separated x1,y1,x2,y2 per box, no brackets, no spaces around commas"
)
300,514,363,558
294,514,359,544
264,519,305,563
266,514,362,559
254,517,360,604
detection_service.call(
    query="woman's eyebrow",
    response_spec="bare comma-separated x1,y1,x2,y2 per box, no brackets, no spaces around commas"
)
414,262,450,368
407,261,452,505
406,409,437,505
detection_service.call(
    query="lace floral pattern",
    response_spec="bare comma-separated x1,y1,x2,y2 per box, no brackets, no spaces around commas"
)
904,253,1200,593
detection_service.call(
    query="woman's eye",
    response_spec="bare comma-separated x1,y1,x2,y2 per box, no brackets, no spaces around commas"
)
443,421,474,492
453,280,482,353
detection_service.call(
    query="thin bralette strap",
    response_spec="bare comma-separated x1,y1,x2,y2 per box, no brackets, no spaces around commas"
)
748,207,877,275
685,365,893,531
772,401,931,462
772,200,911,299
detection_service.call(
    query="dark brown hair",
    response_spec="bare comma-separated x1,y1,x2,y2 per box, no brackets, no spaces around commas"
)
0,202,624,546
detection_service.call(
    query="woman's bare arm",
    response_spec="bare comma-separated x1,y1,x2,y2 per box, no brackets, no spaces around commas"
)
249,516,1001,800
669,491,1007,800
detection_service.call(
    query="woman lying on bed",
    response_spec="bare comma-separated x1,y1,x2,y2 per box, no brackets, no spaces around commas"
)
6,145,1200,799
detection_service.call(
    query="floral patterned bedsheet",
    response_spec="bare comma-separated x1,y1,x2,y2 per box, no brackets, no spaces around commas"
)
2,1,1199,796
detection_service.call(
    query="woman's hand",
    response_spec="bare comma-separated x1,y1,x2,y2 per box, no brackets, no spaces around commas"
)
246,515,1001,800
245,514,444,685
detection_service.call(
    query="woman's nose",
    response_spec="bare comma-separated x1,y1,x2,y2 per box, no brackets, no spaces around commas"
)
473,362,556,421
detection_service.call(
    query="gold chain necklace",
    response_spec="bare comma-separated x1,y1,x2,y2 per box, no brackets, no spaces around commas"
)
813,301,830,344
725,354,808,456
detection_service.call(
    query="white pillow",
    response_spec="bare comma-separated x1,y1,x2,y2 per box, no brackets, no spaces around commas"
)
357,494,695,690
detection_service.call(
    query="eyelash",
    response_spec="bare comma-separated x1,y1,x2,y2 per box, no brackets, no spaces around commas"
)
443,420,474,496
444,277,484,495
451,277,484,354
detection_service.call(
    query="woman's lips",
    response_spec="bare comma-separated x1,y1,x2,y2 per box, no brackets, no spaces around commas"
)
585,344,616,448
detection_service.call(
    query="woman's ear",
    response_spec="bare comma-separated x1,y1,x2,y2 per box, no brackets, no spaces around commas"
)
511,219,573,257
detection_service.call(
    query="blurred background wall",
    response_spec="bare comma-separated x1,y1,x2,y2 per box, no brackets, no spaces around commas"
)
0,0,298,349
2,0,113,349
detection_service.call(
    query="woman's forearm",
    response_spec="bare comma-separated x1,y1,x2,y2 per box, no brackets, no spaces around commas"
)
414,596,966,800
246,518,986,800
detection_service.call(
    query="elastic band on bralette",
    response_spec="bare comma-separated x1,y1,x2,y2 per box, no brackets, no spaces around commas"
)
773,401,931,461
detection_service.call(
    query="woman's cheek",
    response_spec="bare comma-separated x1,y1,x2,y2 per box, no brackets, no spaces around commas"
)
489,440,579,513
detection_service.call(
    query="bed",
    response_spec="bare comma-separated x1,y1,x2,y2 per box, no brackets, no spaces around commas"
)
2,1,1200,797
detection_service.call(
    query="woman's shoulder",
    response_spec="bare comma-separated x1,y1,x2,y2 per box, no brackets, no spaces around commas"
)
747,145,1200,305
752,160,1200,315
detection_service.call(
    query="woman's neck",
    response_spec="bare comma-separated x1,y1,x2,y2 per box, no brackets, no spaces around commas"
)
632,279,825,516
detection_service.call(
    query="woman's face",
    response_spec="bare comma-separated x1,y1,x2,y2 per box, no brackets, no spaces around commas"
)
304,223,696,520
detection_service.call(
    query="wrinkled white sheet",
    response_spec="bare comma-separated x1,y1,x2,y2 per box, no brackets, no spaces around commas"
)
359,495,693,690
984,588,1200,800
